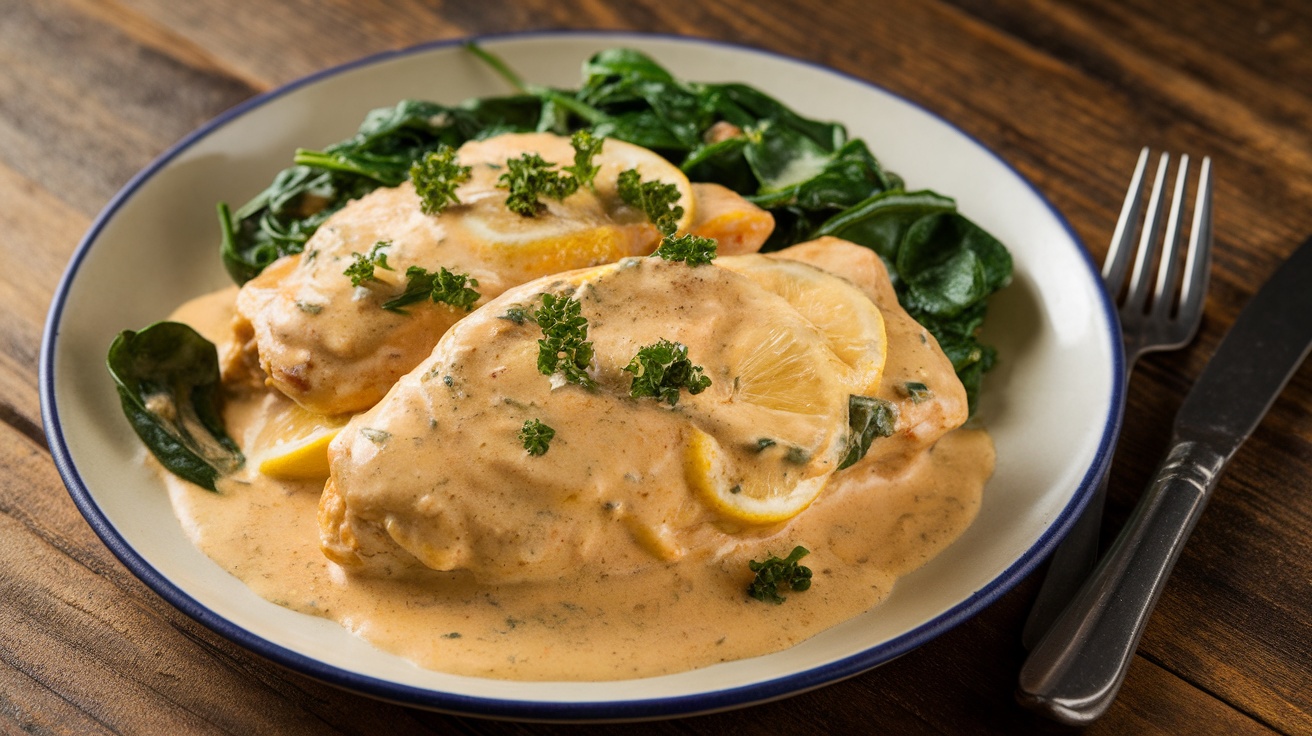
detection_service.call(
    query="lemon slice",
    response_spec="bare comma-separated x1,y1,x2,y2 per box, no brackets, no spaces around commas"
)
255,403,348,481
717,254,887,396
685,427,830,525
681,255,890,524
452,133,695,281
685,316,846,524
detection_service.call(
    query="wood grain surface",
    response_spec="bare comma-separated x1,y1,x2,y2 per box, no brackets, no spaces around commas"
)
4,0,1311,732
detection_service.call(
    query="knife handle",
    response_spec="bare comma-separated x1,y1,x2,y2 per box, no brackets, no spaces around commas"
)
1016,437,1228,725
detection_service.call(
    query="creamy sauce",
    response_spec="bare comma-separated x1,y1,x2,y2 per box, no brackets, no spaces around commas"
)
163,244,994,682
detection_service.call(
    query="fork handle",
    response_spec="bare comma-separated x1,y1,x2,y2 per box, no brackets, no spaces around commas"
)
1016,437,1226,725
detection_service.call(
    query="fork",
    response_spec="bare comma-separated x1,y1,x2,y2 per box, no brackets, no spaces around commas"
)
1020,147,1215,650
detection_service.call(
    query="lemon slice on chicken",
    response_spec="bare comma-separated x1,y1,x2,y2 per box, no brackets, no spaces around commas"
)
255,403,348,481
452,133,695,283
717,255,887,397
685,254,889,524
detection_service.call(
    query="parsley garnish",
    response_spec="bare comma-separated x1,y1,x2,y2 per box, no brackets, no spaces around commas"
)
410,146,472,216
617,168,684,236
382,266,481,313
747,546,813,604
653,234,717,266
535,292,595,388
497,132,603,217
519,418,555,456
624,338,711,406
499,153,575,216
343,240,394,286
564,129,603,189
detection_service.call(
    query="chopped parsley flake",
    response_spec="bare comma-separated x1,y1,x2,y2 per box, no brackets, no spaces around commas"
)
519,418,555,456
410,146,471,215
382,266,481,313
617,168,684,236
497,132,602,217
653,233,717,266
564,129,603,189
624,338,711,406
747,546,813,604
343,240,394,286
535,292,595,388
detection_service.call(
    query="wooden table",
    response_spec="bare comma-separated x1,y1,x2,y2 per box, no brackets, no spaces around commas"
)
4,0,1310,732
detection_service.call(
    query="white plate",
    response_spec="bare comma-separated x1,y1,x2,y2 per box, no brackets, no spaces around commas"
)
40,31,1122,720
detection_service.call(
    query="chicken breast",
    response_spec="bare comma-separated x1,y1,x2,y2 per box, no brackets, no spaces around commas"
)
318,238,966,584
234,132,771,416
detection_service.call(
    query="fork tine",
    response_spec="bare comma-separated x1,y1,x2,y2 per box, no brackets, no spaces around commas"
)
1123,152,1172,315
1176,156,1214,334
1102,147,1152,294
1150,154,1191,320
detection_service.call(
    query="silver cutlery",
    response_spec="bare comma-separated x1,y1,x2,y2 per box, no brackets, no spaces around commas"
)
1018,226,1312,723
1021,148,1214,649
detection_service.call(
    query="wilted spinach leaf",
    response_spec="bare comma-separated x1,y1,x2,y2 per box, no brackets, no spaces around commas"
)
840,395,898,470
107,322,244,491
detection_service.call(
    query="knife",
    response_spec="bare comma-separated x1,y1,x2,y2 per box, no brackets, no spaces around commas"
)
1017,233,1312,725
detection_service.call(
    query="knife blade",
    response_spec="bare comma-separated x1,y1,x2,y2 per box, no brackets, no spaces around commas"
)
1017,233,1312,725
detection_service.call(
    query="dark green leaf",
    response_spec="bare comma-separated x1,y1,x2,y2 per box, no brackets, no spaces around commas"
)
839,395,898,470
106,322,244,491
897,212,1013,319
902,381,933,403
814,190,958,272
680,136,756,194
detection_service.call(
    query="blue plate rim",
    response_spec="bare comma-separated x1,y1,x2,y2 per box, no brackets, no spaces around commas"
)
38,28,1125,721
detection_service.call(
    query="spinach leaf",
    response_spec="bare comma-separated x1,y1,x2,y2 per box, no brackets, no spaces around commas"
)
815,190,957,273
897,212,1013,318
840,395,898,470
106,322,244,491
